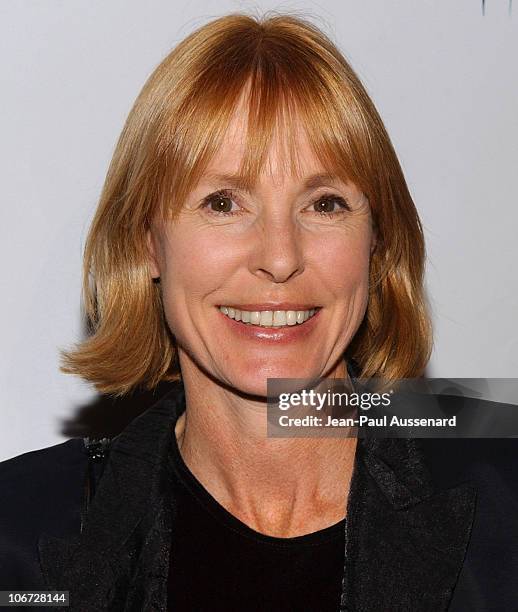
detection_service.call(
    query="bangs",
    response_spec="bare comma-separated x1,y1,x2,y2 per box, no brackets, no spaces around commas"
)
154,16,376,224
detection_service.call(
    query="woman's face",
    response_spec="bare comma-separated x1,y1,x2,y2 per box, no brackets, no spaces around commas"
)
147,102,375,397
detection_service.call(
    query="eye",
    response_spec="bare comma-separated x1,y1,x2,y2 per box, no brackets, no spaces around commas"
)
309,193,352,218
199,189,352,219
200,189,243,217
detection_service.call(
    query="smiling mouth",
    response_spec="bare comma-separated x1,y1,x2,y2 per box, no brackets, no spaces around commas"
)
218,306,321,328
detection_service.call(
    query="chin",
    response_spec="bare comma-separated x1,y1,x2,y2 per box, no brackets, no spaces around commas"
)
225,364,318,398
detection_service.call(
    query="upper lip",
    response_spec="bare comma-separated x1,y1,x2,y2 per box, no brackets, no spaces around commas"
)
219,303,321,311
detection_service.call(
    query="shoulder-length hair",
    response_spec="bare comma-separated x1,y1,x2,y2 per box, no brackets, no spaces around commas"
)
60,11,433,397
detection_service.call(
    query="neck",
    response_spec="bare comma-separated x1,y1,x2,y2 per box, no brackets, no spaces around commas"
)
174,359,358,538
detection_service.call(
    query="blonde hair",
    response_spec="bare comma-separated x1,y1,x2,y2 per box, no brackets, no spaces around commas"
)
60,11,433,397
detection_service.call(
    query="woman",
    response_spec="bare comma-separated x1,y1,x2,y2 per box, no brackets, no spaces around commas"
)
1,11,517,612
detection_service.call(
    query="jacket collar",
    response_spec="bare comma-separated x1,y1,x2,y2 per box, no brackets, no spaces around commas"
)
340,436,476,611
39,383,184,611
39,380,476,611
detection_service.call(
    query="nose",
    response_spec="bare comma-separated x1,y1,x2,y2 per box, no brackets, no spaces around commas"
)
248,213,305,283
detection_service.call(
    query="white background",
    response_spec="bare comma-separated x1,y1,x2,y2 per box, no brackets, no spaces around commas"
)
1,0,516,461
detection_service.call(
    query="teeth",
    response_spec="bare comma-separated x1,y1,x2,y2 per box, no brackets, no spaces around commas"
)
273,311,286,326
250,311,261,325
219,307,318,327
241,310,251,323
260,311,273,326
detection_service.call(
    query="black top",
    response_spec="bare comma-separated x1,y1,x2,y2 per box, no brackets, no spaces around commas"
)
167,429,346,611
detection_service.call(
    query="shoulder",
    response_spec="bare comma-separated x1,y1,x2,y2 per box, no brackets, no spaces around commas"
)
418,438,518,608
0,439,87,588
418,438,518,562
418,437,518,490
0,437,86,476
0,438,88,505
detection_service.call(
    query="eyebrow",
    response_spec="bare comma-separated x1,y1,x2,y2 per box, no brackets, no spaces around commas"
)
199,171,347,192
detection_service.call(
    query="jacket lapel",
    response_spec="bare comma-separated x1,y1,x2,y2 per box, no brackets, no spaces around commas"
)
39,381,476,612
340,436,477,611
38,381,186,611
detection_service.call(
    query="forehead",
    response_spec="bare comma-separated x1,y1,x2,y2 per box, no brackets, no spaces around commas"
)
202,95,332,189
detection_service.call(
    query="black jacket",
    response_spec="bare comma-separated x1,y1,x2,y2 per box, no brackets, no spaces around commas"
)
1,380,517,611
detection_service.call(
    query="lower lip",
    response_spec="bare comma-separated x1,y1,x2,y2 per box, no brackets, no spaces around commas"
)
217,308,322,344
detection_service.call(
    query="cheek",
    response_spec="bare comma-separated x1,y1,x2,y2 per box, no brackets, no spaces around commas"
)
170,229,243,283
317,230,372,295
159,228,241,314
